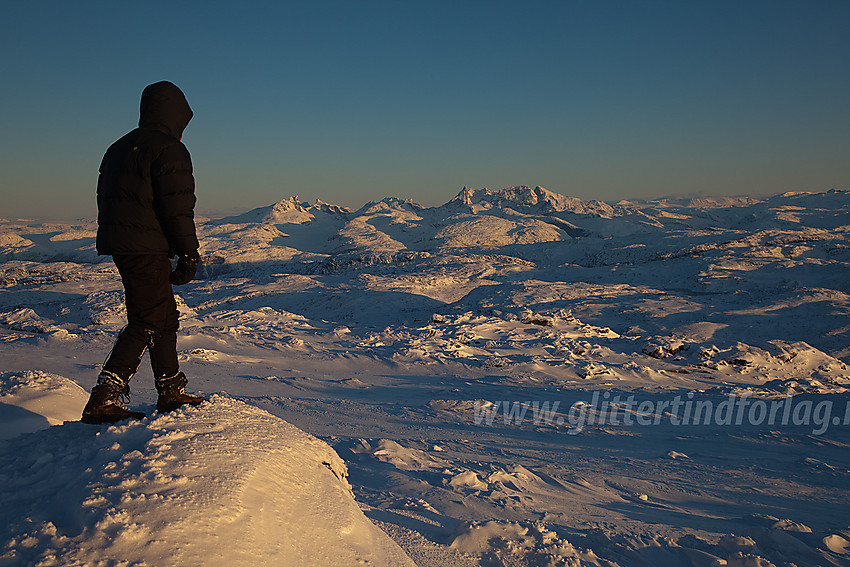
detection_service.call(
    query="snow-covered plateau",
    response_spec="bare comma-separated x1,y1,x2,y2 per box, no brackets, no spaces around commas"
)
1,185,849,566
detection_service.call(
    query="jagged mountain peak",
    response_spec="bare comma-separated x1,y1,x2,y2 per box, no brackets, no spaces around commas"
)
210,196,348,225
312,199,350,215
270,196,308,214
447,185,616,216
355,197,425,215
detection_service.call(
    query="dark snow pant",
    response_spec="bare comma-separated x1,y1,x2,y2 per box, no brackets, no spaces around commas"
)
102,254,180,383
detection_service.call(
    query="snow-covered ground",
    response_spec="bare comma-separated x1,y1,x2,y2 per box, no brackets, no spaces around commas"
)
1,186,849,566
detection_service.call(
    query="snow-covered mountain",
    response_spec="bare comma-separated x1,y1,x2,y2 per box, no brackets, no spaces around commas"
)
212,195,350,226
2,187,849,566
446,185,618,217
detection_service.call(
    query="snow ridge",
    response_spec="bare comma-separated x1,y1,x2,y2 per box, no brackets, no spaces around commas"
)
0,387,414,567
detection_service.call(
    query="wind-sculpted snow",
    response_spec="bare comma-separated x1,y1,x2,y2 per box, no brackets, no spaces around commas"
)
0,376,414,566
2,187,850,566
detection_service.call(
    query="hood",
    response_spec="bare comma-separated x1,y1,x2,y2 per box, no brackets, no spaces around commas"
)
138,81,193,139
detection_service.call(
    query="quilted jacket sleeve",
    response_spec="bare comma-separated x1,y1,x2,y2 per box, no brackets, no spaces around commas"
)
151,141,199,255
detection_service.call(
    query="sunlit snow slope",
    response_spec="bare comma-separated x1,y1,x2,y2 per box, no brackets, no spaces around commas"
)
0,373,414,567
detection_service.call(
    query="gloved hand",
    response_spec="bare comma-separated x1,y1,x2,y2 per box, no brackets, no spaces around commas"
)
170,250,199,285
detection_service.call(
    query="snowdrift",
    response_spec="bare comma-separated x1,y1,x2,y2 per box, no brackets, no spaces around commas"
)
0,373,414,567
0,371,89,441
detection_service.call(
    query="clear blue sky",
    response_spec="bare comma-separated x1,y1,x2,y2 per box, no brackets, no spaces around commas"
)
2,1,849,219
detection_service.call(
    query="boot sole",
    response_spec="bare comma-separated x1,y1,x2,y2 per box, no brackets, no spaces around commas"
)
156,399,205,413
80,413,146,425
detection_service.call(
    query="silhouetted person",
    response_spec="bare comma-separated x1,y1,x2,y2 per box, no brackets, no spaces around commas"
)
81,81,205,424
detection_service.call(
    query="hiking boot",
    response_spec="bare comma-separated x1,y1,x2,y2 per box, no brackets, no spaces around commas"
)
156,371,205,413
81,381,146,424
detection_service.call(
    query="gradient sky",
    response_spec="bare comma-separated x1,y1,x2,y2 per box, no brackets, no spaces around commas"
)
2,1,849,219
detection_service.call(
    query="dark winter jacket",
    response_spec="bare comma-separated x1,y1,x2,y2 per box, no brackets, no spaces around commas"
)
96,81,199,256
